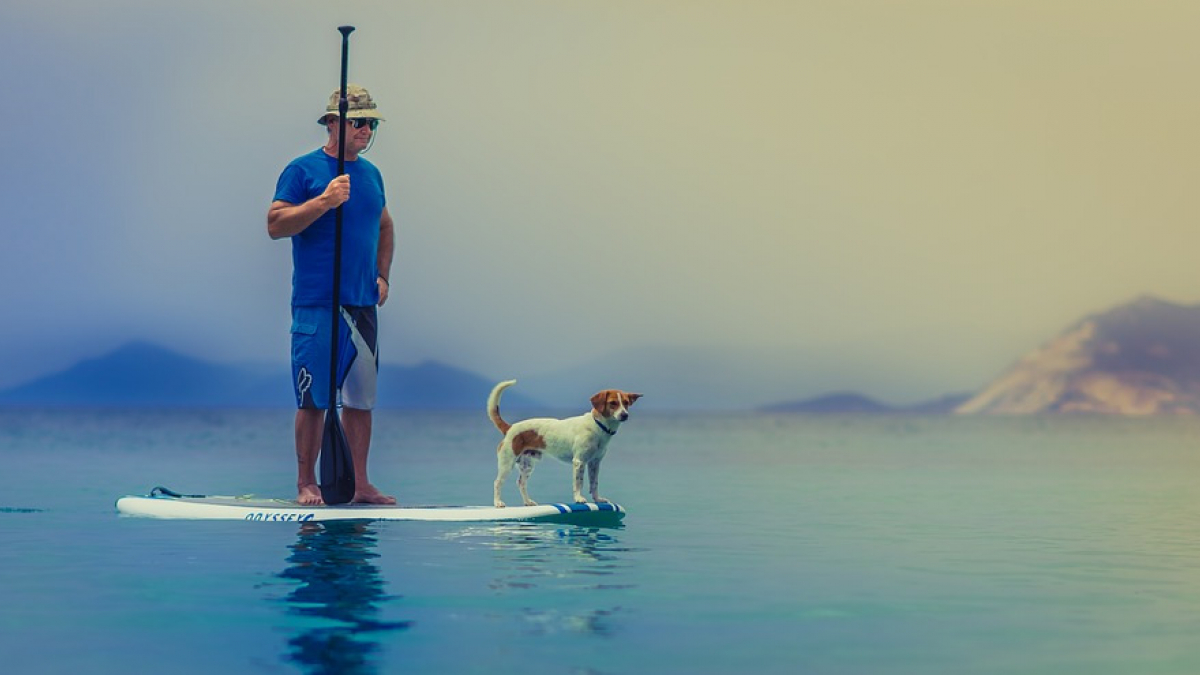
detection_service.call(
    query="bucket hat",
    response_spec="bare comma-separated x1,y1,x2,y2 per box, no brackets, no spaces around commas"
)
317,84,385,124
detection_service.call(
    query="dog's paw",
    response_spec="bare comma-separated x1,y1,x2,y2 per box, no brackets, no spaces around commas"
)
494,500,506,508
593,496,610,504
523,499,539,507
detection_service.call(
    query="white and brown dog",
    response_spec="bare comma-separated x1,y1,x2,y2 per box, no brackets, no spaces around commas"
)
488,379,642,508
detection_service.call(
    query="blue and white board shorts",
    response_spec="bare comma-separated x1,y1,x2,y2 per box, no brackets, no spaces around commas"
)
291,305,378,410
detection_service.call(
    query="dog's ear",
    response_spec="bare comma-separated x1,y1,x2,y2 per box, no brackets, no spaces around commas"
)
625,393,643,405
590,391,608,412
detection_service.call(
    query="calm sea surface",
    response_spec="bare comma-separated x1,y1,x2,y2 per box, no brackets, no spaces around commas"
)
2,409,1199,674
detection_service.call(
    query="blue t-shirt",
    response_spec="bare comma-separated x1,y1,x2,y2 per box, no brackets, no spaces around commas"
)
273,148,386,307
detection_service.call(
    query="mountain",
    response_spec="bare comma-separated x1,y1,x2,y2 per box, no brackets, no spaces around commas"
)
516,344,866,411
11,295,1197,414
761,392,893,414
0,341,267,408
902,392,973,414
0,342,540,410
378,361,540,410
957,296,1200,415
759,391,971,414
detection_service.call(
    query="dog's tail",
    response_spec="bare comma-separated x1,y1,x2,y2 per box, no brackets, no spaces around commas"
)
487,379,518,435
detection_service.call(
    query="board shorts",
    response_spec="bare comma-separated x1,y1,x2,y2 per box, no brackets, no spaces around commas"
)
291,305,378,410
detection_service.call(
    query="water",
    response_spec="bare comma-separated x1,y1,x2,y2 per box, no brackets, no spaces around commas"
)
2,409,1199,674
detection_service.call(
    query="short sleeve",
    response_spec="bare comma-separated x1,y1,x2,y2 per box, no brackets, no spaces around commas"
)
273,163,307,205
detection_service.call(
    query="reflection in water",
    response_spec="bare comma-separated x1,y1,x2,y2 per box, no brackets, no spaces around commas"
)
278,522,410,675
443,523,639,638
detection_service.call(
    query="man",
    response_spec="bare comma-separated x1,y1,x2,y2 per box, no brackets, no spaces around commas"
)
267,84,396,505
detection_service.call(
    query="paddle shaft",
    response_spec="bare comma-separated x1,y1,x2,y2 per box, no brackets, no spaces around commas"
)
328,25,355,412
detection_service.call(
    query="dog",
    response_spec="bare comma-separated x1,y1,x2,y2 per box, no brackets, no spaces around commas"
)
488,379,642,508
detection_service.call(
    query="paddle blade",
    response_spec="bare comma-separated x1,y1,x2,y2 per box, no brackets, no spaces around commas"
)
319,412,356,505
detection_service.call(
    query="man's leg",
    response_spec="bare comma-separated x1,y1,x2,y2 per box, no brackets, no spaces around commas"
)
342,407,395,504
295,407,325,505
291,305,329,505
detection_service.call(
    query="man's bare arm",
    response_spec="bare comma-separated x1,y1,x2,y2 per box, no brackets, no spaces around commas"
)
376,206,395,306
266,175,350,239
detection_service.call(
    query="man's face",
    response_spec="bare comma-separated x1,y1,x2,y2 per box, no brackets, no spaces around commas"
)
326,116,377,155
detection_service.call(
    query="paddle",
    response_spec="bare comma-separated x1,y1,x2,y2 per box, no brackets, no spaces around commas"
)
319,25,357,506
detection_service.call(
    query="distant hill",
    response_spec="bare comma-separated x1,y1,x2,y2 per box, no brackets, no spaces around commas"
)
13,295,1199,415
760,391,970,414
0,342,541,410
957,296,1200,415
377,361,539,410
902,392,973,414
0,342,267,408
761,392,893,414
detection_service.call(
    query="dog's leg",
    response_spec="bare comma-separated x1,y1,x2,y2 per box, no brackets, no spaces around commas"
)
494,444,514,508
516,453,539,506
587,459,608,503
571,457,587,503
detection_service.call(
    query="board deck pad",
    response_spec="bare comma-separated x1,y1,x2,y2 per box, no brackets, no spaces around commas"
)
115,489,625,525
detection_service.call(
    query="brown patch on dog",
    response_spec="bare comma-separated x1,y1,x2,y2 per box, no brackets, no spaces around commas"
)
512,429,547,456
591,390,616,414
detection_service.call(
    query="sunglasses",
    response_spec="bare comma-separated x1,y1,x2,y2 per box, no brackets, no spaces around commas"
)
346,118,380,130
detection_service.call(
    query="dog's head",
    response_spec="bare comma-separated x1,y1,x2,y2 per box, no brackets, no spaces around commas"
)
590,389,643,422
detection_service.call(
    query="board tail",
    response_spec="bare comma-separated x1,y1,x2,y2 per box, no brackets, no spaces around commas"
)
487,379,517,435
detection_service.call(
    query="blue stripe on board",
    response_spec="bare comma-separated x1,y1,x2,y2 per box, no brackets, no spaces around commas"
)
551,502,624,513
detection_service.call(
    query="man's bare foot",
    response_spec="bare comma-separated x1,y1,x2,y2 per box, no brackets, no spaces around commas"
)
297,484,324,506
352,484,397,505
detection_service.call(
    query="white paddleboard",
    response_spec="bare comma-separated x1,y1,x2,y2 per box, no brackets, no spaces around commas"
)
115,488,625,525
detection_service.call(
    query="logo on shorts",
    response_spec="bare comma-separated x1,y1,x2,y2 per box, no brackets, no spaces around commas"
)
297,367,313,402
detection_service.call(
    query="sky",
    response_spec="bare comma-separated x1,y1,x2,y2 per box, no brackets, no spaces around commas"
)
2,0,1198,409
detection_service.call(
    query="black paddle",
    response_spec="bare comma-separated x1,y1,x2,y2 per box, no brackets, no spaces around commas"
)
318,25,357,506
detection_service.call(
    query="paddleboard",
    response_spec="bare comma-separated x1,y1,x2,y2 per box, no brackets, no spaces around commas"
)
115,487,625,525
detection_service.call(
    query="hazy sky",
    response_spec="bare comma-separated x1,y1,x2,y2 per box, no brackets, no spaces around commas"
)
2,1,1198,408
